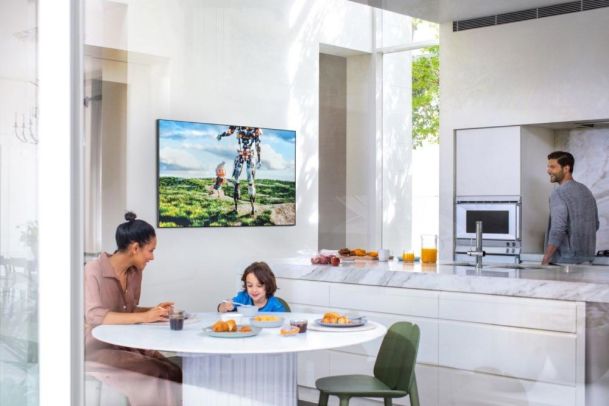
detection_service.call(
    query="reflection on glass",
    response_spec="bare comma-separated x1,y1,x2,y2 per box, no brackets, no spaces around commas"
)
0,0,39,404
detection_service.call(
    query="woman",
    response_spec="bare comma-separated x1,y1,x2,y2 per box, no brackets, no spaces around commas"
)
84,212,181,406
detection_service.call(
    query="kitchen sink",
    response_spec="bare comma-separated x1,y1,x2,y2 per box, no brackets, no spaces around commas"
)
452,266,520,278
489,264,542,270
488,264,563,271
442,261,476,267
444,261,561,271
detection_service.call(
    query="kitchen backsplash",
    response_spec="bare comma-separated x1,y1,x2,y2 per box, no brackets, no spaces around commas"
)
556,127,609,252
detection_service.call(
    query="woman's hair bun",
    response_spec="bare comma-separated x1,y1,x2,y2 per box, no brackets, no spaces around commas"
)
115,212,154,251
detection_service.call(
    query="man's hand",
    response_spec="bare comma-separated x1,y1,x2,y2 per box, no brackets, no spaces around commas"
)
542,244,558,265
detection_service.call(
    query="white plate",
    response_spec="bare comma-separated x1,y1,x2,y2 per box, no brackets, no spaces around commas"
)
314,318,366,328
202,326,261,338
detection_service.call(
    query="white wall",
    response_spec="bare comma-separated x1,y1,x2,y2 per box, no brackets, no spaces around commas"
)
439,8,609,260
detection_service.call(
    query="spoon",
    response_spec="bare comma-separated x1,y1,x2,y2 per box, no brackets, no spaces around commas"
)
222,300,251,307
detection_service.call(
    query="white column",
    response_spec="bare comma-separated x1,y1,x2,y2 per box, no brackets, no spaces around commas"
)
38,0,82,405
345,53,378,250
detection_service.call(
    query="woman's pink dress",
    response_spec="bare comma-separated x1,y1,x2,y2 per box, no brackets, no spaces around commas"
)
84,253,182,406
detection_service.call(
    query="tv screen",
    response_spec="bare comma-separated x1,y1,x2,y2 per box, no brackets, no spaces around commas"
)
157,119,296,228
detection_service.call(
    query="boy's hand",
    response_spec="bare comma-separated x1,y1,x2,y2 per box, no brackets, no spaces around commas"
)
218,300,234,313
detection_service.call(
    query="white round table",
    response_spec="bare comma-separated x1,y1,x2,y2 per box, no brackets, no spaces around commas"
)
93,312,387,406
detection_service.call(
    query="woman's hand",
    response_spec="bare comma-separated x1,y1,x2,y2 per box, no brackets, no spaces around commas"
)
156,301,175,311
218,300,234,313
142,305,171,323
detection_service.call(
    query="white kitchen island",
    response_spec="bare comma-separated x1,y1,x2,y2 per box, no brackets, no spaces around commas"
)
269,258,609,406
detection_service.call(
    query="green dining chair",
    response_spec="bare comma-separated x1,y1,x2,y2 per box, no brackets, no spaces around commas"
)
316,321,421,406
276,296,291,312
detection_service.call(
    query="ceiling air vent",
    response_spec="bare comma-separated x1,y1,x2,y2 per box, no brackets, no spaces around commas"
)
454,16,496,31
584,0,609,10
453,0,609,32
538,1,581,18
497,9,537,25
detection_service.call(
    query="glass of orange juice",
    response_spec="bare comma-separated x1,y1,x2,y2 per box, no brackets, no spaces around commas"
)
420,234,438,264
402,251,415,262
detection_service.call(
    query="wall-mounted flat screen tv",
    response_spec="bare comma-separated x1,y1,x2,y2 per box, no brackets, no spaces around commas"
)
157,119,296,228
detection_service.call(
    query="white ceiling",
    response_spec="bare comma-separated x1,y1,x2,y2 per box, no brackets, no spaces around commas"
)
349,0,576,22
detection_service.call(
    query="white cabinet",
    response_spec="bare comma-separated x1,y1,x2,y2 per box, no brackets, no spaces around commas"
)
278,277,586,406
439,291,578,333
456,126,521,196
438,366,576,406
438,320,577,385
330,283,438,318
278,279,330,307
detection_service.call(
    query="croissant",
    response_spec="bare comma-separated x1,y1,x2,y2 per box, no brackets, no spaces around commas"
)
212,321,228,332
280,326,299,336
226,319,237,332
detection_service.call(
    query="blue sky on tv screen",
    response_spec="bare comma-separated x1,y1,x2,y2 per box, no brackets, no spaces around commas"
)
158,120,296,181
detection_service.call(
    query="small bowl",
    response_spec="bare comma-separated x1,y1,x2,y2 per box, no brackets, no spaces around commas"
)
220,313,244,323
237,305,258,317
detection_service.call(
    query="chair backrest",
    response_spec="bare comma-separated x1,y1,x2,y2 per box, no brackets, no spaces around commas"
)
276,296,291,312
373,321,420,392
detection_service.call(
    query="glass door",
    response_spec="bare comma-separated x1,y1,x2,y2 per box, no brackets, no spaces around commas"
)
0,0,39,404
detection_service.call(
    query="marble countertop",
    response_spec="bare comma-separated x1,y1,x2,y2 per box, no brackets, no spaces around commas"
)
270,258,609,303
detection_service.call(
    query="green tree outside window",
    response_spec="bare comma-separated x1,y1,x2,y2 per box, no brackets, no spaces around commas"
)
411,18,439,149
412,44,439,148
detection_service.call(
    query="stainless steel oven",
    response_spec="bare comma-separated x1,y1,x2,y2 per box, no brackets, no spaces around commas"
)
456,196,520,241
455,196,522,263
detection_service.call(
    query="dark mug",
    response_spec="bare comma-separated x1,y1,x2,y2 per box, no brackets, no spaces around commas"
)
290,319,308,333
169,310,185,331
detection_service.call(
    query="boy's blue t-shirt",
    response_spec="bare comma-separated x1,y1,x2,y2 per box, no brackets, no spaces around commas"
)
232,291,286,312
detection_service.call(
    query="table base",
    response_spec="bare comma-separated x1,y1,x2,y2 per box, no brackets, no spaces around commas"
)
182,353,297,406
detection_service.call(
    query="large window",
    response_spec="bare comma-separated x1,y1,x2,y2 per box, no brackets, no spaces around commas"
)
411,21,440,256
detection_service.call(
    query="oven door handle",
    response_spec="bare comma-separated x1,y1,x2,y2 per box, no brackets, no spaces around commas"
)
515,203,521,240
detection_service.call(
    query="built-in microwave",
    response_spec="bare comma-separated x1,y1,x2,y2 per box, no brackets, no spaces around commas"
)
455,196,521,241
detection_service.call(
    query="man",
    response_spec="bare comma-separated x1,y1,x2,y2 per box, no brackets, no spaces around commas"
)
542,151,599,264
